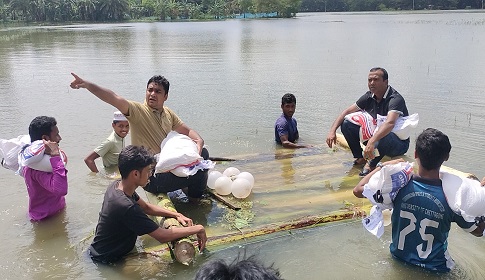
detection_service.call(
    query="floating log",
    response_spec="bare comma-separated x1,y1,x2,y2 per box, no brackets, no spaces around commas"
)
145,210,358,256
154,193,197,266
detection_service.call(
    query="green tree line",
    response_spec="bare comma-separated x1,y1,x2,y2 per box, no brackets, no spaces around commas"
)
0,0,302,22
0,0,482,23
300,0,484,11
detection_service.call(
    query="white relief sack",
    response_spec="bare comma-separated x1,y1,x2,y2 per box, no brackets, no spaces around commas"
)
170,160,216,177
19,140,68,173
344,111,376,143
375,113,419,140
0,135,30,171
440,171,485,223
155,131,203,174
362,162,413,209
361,162,413,238
1,136,67,174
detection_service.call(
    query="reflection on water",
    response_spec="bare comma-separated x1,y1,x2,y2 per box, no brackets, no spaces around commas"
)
1,11,485,279
21,212,76,280
274,148,297,185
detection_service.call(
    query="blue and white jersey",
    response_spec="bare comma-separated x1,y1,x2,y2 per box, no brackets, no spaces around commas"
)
390,176,477,272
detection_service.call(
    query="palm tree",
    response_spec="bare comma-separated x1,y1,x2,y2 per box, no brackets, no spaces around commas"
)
76,0,96,20
0,1,10,21
10,0,30,20
98,0,129,20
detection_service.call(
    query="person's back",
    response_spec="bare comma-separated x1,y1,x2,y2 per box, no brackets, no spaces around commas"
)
388,128,483,272
354,128,485,272
23,116,67,221
390,175,469,271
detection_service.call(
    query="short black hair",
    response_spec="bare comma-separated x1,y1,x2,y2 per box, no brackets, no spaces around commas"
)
118,145,155,179
28,116,57,142
281,93,296,106
415,128,451,170
195,256,283,280
369,67,388,81
147,75,170,94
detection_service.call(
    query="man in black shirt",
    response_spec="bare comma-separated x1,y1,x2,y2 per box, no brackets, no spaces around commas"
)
326,67,410,176
89,145,207,263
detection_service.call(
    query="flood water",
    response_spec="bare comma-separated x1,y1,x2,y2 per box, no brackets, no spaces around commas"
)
1,11,485,279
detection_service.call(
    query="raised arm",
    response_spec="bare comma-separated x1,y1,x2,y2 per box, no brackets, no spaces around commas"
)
28,140,68,196
70,73,130,115
326,104,359,148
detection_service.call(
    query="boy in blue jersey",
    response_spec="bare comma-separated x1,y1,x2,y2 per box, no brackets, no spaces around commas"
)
354,128,485,272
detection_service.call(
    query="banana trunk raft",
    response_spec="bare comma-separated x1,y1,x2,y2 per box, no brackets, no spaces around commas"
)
141,134,477,263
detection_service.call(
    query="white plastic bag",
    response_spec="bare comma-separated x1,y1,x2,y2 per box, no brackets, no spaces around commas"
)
0,135,30,171
19,140,68,173
440,171,485,222
170,160,215,177
361,162,413,238
155,131,202,173
362,161,414,209
376,113,419,140
1,136,67,174
344,111,376,142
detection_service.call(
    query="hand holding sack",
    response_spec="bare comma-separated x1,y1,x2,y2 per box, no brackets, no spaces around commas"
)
361,161,413,238
1,135,67,175
155,131,214,177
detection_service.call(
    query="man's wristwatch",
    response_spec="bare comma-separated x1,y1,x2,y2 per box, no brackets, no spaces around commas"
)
376,162,384,168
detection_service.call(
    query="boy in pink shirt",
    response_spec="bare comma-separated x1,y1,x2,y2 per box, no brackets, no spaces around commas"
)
22,116,68,221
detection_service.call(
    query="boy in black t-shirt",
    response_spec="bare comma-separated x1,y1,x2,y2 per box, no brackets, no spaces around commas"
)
89,145,207,263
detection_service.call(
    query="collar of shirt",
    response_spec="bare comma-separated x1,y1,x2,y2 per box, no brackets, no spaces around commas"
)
144,101,165,118
371,85,390,100
113,131,125,147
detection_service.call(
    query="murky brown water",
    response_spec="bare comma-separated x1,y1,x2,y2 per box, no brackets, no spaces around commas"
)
1,11,485,279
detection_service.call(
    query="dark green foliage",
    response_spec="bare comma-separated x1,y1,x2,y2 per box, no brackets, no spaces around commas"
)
1,0,483,22
301,0,482,11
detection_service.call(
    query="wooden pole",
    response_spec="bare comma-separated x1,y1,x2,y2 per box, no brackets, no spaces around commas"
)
208,189,241,210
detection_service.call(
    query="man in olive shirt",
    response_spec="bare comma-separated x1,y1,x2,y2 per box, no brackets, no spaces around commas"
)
70,73,209,200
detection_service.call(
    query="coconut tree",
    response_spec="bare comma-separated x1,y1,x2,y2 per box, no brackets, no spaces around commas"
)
0,0,10,21
76,0,97,20
207,0,225,18
97,0,129,20
10,0,30,20
56,0,76,21
28,0,46,21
